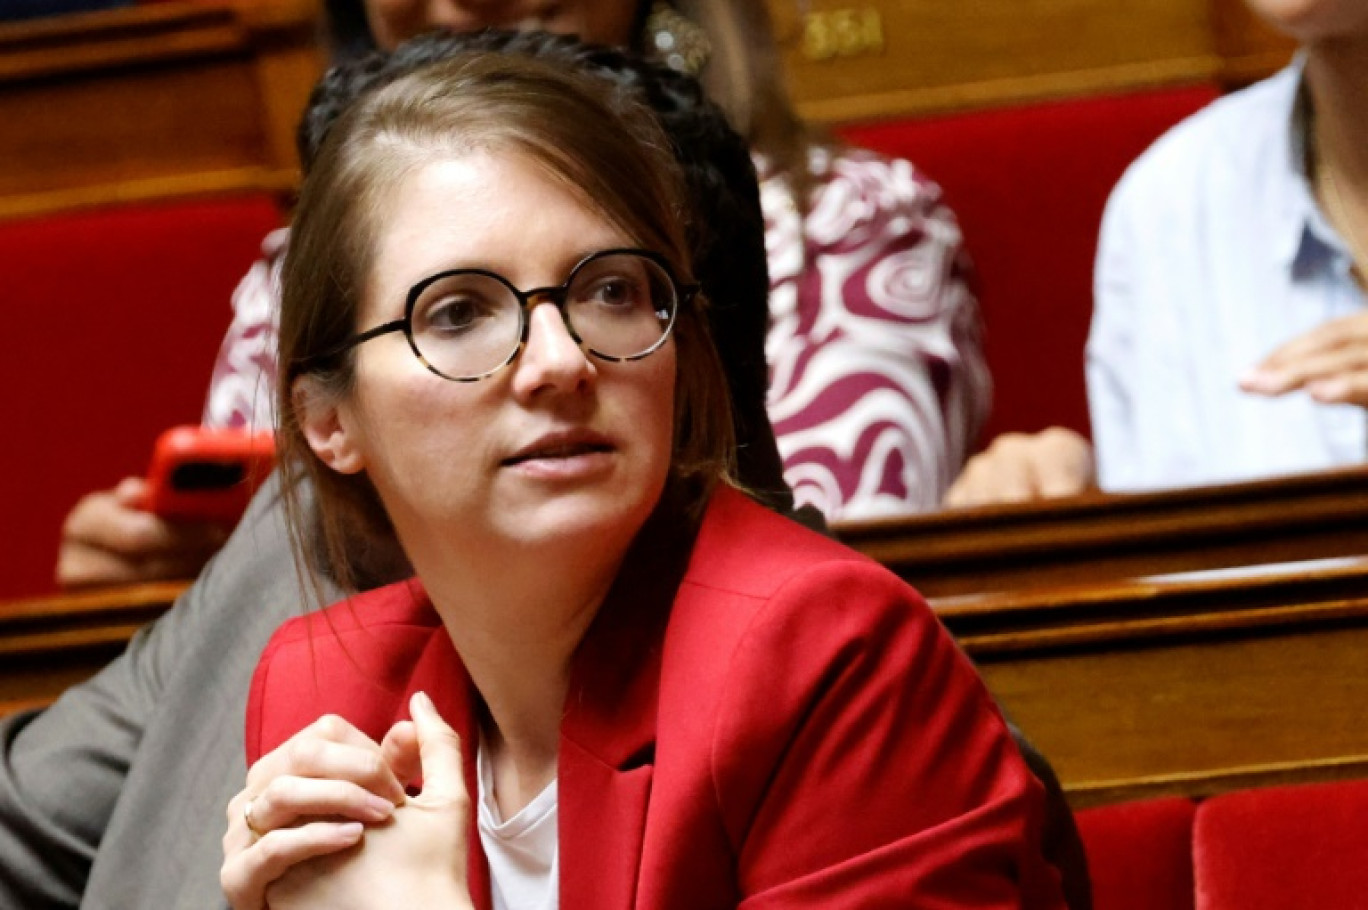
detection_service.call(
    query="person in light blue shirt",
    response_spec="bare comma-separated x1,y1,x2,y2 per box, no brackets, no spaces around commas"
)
1089,57,1366,490
945,0,1368,505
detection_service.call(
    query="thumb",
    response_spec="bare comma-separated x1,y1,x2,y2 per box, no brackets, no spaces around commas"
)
410,691,468,805
114,476,151,509
379,720,421,796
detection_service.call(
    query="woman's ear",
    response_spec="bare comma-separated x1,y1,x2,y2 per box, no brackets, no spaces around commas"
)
293,376,366,474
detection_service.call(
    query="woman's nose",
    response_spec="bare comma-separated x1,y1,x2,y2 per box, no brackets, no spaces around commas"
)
510,301,594,398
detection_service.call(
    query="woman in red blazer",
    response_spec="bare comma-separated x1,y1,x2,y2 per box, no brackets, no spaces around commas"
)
219,38,1066,910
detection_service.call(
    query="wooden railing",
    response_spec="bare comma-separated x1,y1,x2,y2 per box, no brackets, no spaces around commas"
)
0,581,185,716
835,466,1368,598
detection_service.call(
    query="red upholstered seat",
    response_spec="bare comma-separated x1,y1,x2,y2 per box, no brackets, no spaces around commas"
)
0,194,282,598
839,85,1220,446
1194,778,1368,910
1076,797,1197,910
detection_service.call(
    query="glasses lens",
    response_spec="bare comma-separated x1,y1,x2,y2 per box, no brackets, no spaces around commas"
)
409,272,521,379
565,253,676,360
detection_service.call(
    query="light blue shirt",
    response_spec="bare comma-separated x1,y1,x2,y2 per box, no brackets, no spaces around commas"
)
1088,61,1367,491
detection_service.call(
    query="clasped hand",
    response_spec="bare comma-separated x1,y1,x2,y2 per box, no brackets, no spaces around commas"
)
221,692,474,910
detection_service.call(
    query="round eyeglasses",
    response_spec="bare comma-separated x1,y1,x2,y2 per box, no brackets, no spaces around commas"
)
299,249,697,382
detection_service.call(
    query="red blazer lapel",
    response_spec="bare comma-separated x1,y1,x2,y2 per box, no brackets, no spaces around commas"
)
556,492,699,910
559,633,660,910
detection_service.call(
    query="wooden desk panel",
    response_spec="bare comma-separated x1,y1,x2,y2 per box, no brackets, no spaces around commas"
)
980,626,1368,807
942,562,1368,806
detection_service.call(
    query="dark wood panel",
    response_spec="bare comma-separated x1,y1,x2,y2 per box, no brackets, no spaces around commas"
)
0,61,267,198
0,0,321,220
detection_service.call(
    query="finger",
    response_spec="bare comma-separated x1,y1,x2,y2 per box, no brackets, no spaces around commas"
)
221,821,364,910
62,490,228,558
224,791,262,858
977,439,1039,505
1034,461,1093,499
1256,313,1368,371
245,777,396,835
56,542,146,589
945,456,1033,508
1033,429,1096,498
112,476,152,508
247,715,407,805
380,720,421,789
56,536,224,589
409,692,468,804
1243,347,1368,396
942,462,987,508
1308,371,1368,407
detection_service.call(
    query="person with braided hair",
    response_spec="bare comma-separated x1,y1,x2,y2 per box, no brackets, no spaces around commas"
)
55,0,987,590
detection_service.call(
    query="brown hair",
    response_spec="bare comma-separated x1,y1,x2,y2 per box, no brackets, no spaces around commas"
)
278,51,735,593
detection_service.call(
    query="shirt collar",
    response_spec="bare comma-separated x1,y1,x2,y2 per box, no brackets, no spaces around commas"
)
1279,54,1354,278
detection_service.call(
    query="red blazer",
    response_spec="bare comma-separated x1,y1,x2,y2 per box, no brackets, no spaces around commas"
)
247,486,1065,908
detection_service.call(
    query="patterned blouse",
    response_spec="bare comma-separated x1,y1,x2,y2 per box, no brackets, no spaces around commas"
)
204,148,988,520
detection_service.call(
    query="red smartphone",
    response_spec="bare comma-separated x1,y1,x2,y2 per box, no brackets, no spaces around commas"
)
137,426,276,525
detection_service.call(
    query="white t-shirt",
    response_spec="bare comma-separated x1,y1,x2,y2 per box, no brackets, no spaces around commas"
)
476,740,559,910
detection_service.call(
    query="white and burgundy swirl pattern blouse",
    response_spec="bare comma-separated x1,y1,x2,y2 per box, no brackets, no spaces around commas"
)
204,148,988,520
762,147,988,519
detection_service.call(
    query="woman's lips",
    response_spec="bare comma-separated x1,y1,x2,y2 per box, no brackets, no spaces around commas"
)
501,432,616,477
502,441,613,465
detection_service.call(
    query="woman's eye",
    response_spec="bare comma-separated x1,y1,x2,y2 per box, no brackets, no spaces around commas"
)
587,277,641,308
425,296,490,333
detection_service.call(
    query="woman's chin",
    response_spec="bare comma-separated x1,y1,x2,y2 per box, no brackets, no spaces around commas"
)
490,486,662,550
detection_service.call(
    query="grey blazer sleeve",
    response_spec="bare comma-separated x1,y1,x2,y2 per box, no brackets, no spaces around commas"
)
0,475,328,910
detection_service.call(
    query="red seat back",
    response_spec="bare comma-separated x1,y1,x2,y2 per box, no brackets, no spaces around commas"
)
0,194,282,598
1194,778,1368,909
1076,796,1197,910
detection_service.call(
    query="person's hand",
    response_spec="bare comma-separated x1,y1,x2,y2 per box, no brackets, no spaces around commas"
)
56,477,229,588
244,694,473,910
944,428,1096,508
1240,312,1368,407
221,713,410,910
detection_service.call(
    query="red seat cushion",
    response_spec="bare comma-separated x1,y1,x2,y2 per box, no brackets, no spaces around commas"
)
1076,796,1196,910
839,85,1220,446
1194,779,1368,910
0,194,282,598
